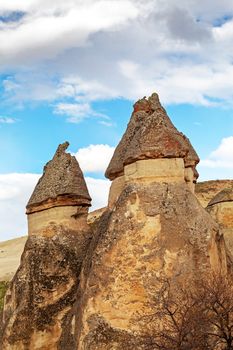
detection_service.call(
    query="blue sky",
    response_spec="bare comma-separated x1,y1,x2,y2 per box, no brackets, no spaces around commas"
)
0,0,233,241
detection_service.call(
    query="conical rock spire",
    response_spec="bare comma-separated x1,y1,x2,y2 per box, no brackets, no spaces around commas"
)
105,93,199,180
26,142,91,213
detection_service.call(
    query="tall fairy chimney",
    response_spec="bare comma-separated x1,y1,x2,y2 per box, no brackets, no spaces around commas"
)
76,94,226,349
106,93,199,208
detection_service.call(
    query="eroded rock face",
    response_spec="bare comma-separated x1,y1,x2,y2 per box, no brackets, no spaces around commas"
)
27,142,91,214
105,93,199,181
207,189,233,261
76,182,226,349
1,96,230,350
195,180,233,208
1,143,93,350
2,222,92,350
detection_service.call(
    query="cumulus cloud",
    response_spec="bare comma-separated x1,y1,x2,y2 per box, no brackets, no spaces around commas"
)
86,177,110,209
74,144,115,173
0,0,139,65
0,173,40,241
0,172,110,241
200,136,233,168
1,0,233,113
166,7,212,42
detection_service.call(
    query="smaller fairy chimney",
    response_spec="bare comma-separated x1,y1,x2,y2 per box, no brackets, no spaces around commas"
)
2,143,92,350
26,142,91,236
207,188,233,256
105,93,199,208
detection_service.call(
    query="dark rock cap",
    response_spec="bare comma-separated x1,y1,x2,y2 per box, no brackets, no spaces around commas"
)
26,142,91,214
207,188,233,207
105,93,199,180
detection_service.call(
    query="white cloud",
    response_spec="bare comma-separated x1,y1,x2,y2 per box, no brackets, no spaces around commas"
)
200,136,233,169
0,172,110,242
2,1,233,110
74,144,115,173
0,173,40,241
210,136,233,163
55,103,92,123
0,116,17,124
54,101,110,123
86,177,110,210
0,0,139,65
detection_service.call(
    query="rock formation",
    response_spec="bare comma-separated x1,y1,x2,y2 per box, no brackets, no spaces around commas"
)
1,142,92,350
1,93,230,350
195,179,233,207
107,93,199,208
207,188,233,259
75,93,227,349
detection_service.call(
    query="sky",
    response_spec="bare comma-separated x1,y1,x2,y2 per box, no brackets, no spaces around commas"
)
0,0,233,241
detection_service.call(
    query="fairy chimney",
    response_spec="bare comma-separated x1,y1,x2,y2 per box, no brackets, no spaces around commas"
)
26,142,91,236
75,94,226,349
2,143,92,350
106,93,199,208
207,188,233,257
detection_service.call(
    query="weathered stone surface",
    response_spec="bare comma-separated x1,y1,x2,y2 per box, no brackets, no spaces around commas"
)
1,96,231,350
76,182,226,349
195,180,233,208
207,188,233,263
0,211,107,283
208,188,233,206
105,93,199,180
27,142,91,214
1,143,93,350
108,176,125,209
28,206,89,237
124,158,185,183
87,208,106,227
2,222,92,350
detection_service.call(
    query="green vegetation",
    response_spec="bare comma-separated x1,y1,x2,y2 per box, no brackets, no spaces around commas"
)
0,281,8,311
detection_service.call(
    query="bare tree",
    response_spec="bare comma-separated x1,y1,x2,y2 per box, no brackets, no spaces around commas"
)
131,278,209,350
198,274,233,350
131,274,233,350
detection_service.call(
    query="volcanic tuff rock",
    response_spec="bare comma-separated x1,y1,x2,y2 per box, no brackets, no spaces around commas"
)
105,93,199,180
208,188,233,206
207,188,233,262
195,180,233,208
2,230,91,350
74,94,226,349
75,182,226,349
1,144,92,350
27,142,91,214
1,93,231,350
